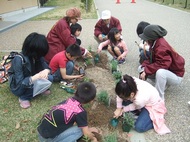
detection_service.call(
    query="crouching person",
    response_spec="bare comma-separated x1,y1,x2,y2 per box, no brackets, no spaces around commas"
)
37,82,99,142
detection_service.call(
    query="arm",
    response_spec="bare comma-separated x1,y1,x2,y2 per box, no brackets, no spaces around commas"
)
97,40,110,53
60,68,83,80
81,126,97,142
142,49,172,75
94,20,103,37
117,40,128,60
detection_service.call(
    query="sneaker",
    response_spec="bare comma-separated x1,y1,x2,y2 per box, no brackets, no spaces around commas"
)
118,59,126,64
41,90,51,96
19,98,31,109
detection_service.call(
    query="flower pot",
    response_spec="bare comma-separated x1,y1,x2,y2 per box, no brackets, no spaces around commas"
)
94,54,100,64
110,118,119,128
122,123,133,132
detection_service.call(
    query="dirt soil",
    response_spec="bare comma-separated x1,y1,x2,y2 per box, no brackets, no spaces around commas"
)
75,52,129,142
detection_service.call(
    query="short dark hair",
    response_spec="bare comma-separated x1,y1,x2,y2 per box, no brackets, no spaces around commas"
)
74,82,96,104
70,23,82,35
136,21,150,36
66,44,81,57
108,27,121,45
115,74,137,99
22,32,49,59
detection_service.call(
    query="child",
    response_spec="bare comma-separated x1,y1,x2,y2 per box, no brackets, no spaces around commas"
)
49,43,84,82
114,74,171,135
37,82,99,142
70,23,82,45
8,33,53,109
97,27,128,64
136,21,150,64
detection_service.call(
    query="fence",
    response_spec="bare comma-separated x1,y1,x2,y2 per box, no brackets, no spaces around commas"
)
154,0,190,9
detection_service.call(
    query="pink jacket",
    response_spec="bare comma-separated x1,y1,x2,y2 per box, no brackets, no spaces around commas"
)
116,77,171,135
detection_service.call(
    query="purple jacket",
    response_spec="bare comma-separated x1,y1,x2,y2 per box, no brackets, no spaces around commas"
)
94,16,122,37
142,38,185,77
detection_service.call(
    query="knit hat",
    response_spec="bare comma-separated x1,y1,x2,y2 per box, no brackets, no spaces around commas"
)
101,10,111,19
139,25,167,41
66,7,81,20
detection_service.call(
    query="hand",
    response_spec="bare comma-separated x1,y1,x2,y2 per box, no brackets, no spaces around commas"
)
114,108,123,119
97,48,102,54
139,71,146,80
86,51,92,58
39,69,50,79
98,34,103,42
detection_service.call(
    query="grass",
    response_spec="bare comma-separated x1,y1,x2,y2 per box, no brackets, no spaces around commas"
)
148,0,190,12
32,0,97,20
0,0,98,140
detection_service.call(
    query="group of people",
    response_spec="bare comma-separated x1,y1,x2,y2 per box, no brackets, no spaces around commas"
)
7,7,185,142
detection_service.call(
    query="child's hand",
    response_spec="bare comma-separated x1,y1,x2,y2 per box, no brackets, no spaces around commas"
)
39,69,50,79
114,108,123,118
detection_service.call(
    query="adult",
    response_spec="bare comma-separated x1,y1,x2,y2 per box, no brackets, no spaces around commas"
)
94,10,122,48
138,25,185,100
45,7,91,63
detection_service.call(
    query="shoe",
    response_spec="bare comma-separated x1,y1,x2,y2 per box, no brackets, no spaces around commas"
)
19,98,31,109
118,59,126,64
41,90,51,96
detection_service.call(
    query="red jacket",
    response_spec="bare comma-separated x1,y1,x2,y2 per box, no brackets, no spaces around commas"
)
142,38,185,77
94,16,122,37
45,18,85,63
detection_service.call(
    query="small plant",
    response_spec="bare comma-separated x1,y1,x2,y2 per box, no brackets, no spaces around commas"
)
81,135,90,142
110,59,118,73
122,112,135,132
102,132,117,142
97,90,110,106
112,71,122,80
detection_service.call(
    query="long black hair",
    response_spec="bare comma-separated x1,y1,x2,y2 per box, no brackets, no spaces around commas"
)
108,28,121,45
22,32,49,59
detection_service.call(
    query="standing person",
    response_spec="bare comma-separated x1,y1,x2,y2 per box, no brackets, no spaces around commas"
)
70,23,82,45
138,25,185,100
8,33,53,109
114,74,171,135
97,28,128,64
136,21,150,64
37,82,99,142
49,44,84,82
94,10,122,49
45,7,91,63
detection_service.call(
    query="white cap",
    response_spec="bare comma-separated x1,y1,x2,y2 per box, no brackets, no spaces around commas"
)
101,10,111,20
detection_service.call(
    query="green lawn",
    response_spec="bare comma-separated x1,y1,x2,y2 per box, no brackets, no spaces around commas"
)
0,0,97,141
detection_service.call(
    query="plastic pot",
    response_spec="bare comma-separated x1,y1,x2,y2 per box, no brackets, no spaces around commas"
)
110,118,119,128
122,123,133,132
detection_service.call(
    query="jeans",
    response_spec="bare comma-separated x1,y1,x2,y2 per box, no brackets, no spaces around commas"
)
38,126,83,142
155,69,183,100
52,61,74,82
134,108,153,132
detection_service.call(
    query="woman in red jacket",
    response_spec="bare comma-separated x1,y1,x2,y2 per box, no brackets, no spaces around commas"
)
138,25,185,100
45,7,91,63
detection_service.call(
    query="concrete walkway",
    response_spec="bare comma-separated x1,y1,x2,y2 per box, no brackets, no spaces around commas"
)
0,7,54,32
0,0,190,142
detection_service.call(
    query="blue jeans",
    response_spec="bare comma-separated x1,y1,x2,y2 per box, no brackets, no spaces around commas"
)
38,126,83,142
52,61,74,82
134,107,153,132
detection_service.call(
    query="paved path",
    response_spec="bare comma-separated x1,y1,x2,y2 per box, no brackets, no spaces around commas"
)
0,0,190,141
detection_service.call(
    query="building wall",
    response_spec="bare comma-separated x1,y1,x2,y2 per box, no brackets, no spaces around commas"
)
0,0,39,15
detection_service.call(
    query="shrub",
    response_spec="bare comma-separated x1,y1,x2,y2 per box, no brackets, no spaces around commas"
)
97,90,110,106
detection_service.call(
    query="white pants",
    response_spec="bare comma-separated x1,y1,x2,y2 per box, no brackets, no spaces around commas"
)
138,67,183,100
155,69,183,100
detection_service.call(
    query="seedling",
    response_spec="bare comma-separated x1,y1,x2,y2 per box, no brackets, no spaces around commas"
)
110,59,118,73
102,132,117,142
94,53,100,64
112,71,122,80
122,112,135,132
97,90,110,106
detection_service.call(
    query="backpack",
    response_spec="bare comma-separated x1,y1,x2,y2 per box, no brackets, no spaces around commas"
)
0,51,24,84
